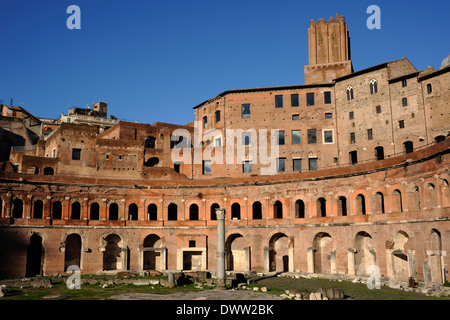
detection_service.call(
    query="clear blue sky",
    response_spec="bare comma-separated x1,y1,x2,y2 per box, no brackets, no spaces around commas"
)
1,0,449,125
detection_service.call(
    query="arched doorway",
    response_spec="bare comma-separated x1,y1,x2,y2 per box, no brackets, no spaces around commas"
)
268,233,290,272
210,203,220,220
26,234,43,277
64,234,82,271
225,234,248,272
52,201,62,219
354,231,375,276
103,234,122,271
109,203,119,220
143,234,163,271
128,203,138,221
148,204,158,221
337,197,347,216
189,204,199,220
231,203,241,220
90,203,100,220
312,232,334,274
168,203,178,221
252,202,262,220
295,200,305,218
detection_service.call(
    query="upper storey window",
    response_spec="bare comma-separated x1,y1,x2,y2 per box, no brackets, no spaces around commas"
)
306,93,315,106
291,94,299,107
427,83,433,94
402,79,408,87
369,79,378,94
72,148,81,160
203,116,208,129
275,95,283,108
242,104,251,118
324,92,332,104
215,110,221,123
346,87,354,100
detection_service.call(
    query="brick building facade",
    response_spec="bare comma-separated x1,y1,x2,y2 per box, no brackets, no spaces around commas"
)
0,15,449,286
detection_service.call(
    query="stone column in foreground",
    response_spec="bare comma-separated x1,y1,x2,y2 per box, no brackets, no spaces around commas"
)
216,208,226,290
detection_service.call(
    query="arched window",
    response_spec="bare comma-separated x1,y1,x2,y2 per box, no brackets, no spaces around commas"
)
90,203,100,220
52,201,62,219
43,167,54,175
109,203,119,220
295,200,305,218
189,204,199,221
393,190,403,212
337,196,347,216
71,202,81,220
128,204,138,221
148,204,157,221
231,203,241,220
375,146,385,161
369,79,378,94
33,200,44,219
210,203,220,220
404,141,414,154
168,203,178,221
427,183,437,208
203,116,208,129
215,110,221,123
356,194,366,215
273,201,283,219
375,192,385,214
252,201,262,220
346,87,354,100
144,157,159,167
12,199,23,218
317,198,326,217
145,136,156,149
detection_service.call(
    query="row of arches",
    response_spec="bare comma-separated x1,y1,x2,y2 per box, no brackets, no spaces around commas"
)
24,228,446,285
2,180,447,220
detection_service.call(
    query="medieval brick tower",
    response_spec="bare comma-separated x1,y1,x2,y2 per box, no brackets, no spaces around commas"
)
304,14,353,84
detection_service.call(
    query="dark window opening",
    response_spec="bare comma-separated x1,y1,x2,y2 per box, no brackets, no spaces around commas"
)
324,92,332,104
72,148,81,161
350,151,358,165
275,95,283,108
306,93,315,106
291,94,299,107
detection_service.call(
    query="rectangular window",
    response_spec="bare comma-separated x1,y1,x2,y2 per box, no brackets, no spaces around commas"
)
308,158,318,171
72,148,81,160
399,120,405,129
325,113,333,119
292,114,300,121
350,132,356,144
323,130,333,144
402,79,407,87
242,104,251,118
293,158,302,172
306,93,315,106
277,130,285,145
402,97,408,107
275,95,283,108
292,130,301,145
215,137,222,147
174,162,181,173
202,160,211,175
367,129,373,140
349,111,354,120
243,160,252,173
276,158,286,173
324,92,332,104
376,105,381,114
291,94,299,107
242,132,251,146
307,129,317,144
215,110,221,123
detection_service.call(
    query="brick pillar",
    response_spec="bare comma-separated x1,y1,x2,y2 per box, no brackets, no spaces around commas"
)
101,199,108,220
82,198,89,221
63,197,70,220
159,199,165,222
44,197,52,220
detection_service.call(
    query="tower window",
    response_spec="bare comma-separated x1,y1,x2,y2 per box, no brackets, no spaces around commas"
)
376,105,381,114
346,87,354,100
402,97,408,107
350,132,356,144
402,79,407,87
367,129,373,140
215,110,221,123
399,120,405,129
427,83,433,94
349,111,354,120
324,92,332,104
369,79,378,94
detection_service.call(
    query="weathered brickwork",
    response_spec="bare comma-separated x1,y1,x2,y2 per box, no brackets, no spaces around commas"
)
0,15,449,286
